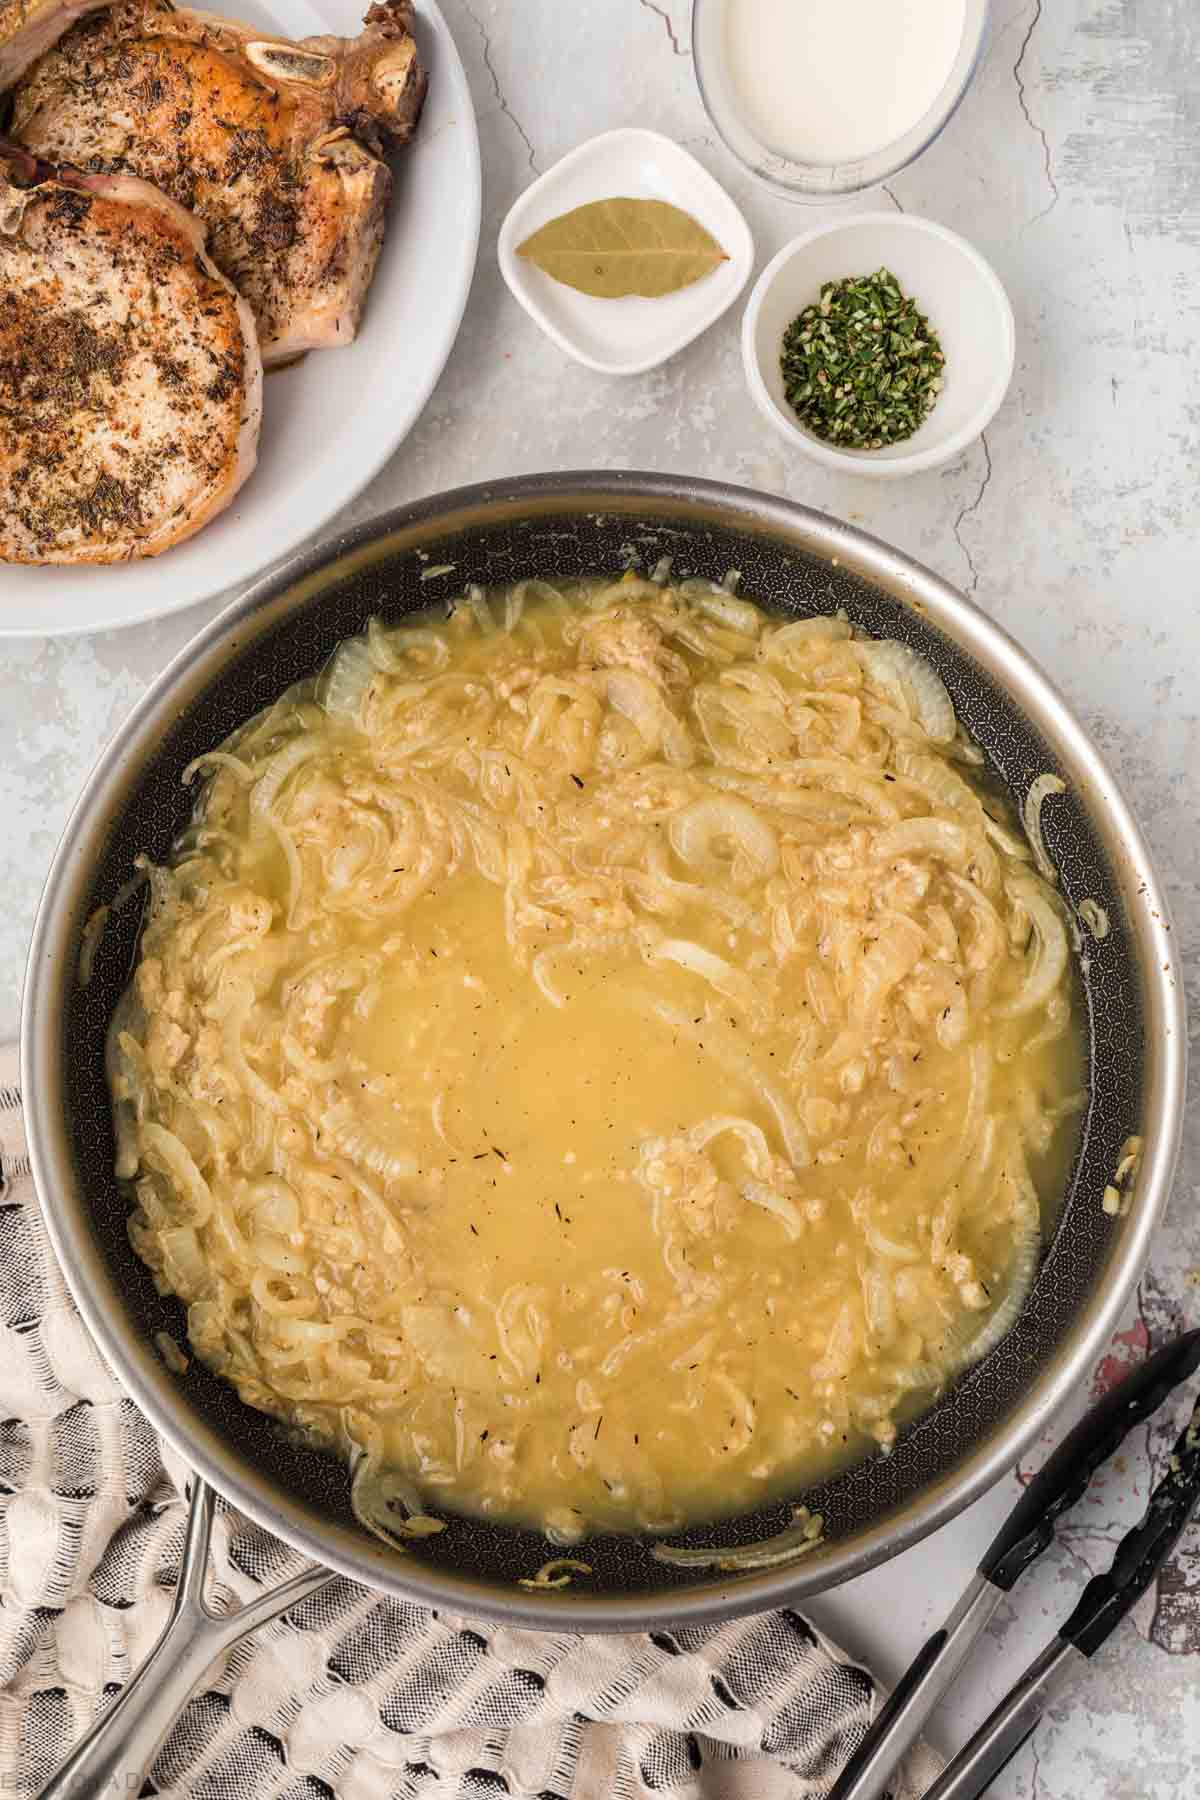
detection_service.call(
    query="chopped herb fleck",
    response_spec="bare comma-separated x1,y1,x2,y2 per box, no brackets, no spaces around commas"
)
780,268,945,450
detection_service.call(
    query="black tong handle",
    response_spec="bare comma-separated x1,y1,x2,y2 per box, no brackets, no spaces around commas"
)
826,1330,1200,1800
980,1327,1200,1590
1060,1385,1200,1655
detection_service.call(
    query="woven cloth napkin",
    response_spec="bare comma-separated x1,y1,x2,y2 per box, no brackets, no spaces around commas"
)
0,1044,938,1800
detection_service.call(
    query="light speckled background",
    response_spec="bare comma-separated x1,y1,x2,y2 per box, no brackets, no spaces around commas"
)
4,0,1200,1793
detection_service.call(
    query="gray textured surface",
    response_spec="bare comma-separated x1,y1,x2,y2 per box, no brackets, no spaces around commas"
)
3,0,1199,1793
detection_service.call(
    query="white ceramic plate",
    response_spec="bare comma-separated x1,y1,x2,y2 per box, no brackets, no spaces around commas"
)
498,128,753,376
0,0,480,638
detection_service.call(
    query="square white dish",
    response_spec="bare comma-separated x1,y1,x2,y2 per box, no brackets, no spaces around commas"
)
498,128,753,376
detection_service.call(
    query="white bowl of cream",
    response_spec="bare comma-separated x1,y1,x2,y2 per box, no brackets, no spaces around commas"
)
694,0,990,200
742,213,1015,478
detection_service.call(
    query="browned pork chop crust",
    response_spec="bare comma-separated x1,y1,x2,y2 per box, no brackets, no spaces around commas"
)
0,0,106,88
9,0,428,364
0,143,262,564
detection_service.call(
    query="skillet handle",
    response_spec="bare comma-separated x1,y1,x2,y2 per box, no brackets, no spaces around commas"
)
40,1477,339,1800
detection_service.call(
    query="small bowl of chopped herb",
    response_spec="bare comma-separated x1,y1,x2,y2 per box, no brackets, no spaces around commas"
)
741,214,1014,478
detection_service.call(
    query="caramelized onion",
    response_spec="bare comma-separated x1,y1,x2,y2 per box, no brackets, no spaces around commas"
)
669,795,779,883
111,574,1080,1547
651,1506,824,1571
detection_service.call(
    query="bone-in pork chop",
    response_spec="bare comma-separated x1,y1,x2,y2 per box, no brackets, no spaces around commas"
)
0,0,106,89
8,0,427,364
0,142,262,564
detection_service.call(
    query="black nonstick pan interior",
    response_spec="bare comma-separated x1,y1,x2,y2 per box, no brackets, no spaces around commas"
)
43,480,1152,1618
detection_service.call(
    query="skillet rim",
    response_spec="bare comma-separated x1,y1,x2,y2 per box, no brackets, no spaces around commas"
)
21,470,1186,1629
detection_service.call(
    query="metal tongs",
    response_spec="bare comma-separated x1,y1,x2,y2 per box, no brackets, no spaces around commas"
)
830,1327,1200,1800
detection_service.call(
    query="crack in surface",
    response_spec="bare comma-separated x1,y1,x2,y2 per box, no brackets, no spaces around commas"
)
463,0,539,170
638,0,687,55
882,184,905,213
1013,0,1059,221
951,434,993,593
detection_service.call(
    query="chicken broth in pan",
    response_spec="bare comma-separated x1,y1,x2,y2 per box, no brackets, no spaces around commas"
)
109,577,1086,1544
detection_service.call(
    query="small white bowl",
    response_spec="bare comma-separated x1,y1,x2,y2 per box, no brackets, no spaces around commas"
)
693,0,990,203
742,214,1015,478
498,128,754,376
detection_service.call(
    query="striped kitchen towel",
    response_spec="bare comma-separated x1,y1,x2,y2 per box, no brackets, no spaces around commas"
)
0,1045,938,1800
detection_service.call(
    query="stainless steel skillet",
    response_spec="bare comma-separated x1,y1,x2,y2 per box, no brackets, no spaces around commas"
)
20,473,1184,1787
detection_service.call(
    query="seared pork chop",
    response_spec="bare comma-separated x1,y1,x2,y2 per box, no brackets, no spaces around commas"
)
0,0,105,89
0,142,262,564
8,0,427,364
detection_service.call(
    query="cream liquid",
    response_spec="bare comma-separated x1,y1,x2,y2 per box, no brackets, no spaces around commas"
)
724,0,967,167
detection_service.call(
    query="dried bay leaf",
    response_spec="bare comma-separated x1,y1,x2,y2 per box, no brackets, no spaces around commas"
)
517,197,728,299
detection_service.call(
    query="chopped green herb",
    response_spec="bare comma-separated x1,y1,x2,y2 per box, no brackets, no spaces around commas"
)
779,268,945,451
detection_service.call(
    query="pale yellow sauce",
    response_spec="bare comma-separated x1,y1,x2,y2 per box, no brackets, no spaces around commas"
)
110,578,1085,1543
